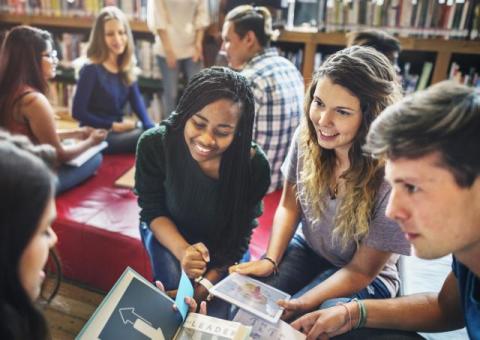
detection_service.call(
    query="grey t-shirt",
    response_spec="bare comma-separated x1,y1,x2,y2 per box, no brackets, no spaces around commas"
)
281,128,411,297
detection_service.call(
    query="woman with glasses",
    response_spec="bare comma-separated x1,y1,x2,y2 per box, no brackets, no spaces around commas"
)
0,25,107,194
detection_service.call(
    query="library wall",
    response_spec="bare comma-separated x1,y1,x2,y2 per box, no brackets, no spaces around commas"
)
0,0,479,109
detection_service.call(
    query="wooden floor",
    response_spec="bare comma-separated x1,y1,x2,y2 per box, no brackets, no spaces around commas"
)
42,278,105,339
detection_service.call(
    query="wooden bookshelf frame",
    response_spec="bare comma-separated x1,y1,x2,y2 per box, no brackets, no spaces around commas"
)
278,29,480,85
0,14,149,32
2,14,479,85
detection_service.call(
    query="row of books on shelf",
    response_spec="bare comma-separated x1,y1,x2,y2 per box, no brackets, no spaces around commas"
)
277,48,304,71
1,0,147,20
402,61,433,94
295,0,479,39
401,61,480,92
54,32,161,79
309,51,434,94
449,62,480,87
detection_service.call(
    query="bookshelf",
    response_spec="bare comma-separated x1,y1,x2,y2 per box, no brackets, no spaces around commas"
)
1,13,479,88
276,29,480,87
0,13,162,110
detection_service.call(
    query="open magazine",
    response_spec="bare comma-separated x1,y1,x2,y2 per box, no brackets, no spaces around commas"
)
210,273,291,324
66,141,108,167
76,267,251,340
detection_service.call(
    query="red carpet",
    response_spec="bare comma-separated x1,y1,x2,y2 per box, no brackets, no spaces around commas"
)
54,154,280,291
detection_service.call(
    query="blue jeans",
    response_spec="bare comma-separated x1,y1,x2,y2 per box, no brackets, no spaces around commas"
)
262,235,392,304
56,152,102,195
105,128,143,154
330,329,424,339
139,222,247,319
157,56,202,117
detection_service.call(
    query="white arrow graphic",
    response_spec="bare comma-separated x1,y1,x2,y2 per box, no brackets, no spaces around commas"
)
119,307,165,340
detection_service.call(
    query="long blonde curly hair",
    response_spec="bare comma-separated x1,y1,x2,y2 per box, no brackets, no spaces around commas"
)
299,46,402,248
86,6,137,85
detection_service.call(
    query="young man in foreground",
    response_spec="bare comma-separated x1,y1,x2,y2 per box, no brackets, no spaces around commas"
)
292,81,480,339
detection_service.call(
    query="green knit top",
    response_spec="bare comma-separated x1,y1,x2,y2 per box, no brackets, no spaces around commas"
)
135,125,271,267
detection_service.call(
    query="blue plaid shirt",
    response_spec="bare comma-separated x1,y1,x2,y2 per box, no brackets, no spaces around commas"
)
242,48,304,193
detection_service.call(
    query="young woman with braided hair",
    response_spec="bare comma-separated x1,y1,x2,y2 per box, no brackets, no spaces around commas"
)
135,66,271,316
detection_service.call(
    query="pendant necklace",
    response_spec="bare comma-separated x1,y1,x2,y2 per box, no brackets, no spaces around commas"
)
329,183,339,200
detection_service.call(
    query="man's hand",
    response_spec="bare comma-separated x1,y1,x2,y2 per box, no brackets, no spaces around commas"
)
192,44,203,63
278,297,310,321
165,48,177,69
291,304,353,340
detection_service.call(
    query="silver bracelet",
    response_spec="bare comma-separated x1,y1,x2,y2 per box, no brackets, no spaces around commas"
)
197,277,214,301
198,277,214,291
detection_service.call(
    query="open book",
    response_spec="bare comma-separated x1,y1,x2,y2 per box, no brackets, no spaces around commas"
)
210,273,290,324
66,141,108,167
208,273,305,339
76,267,251,340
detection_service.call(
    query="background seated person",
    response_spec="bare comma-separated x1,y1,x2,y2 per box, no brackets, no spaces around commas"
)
73,7,154,154
0,25,106,194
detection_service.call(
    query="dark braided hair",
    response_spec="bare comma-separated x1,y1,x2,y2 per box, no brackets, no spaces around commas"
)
164,67,255,265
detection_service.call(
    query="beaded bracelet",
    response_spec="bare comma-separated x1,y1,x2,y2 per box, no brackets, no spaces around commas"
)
262,256,279,275
352,298,368,329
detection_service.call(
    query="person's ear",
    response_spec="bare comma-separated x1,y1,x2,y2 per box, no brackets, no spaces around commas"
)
244,31,257,48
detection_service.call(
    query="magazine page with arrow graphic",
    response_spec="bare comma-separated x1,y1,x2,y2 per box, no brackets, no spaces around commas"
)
76,267,252,340
76,267,183,340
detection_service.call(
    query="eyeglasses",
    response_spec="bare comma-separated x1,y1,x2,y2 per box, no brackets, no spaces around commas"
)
42,50,58,60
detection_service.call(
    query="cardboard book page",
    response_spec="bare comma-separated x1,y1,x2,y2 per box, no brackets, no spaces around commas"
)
76,267,182,340
175,313,251,340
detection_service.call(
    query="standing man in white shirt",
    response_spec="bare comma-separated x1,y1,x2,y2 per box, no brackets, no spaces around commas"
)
147,0,210,116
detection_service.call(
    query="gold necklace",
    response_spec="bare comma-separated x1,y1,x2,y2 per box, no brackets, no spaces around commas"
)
329,183,339,200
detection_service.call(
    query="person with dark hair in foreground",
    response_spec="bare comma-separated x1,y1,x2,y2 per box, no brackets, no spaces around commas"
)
291,81,480,339
135,67,271,317
0,130,59,339
0,129,202,339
